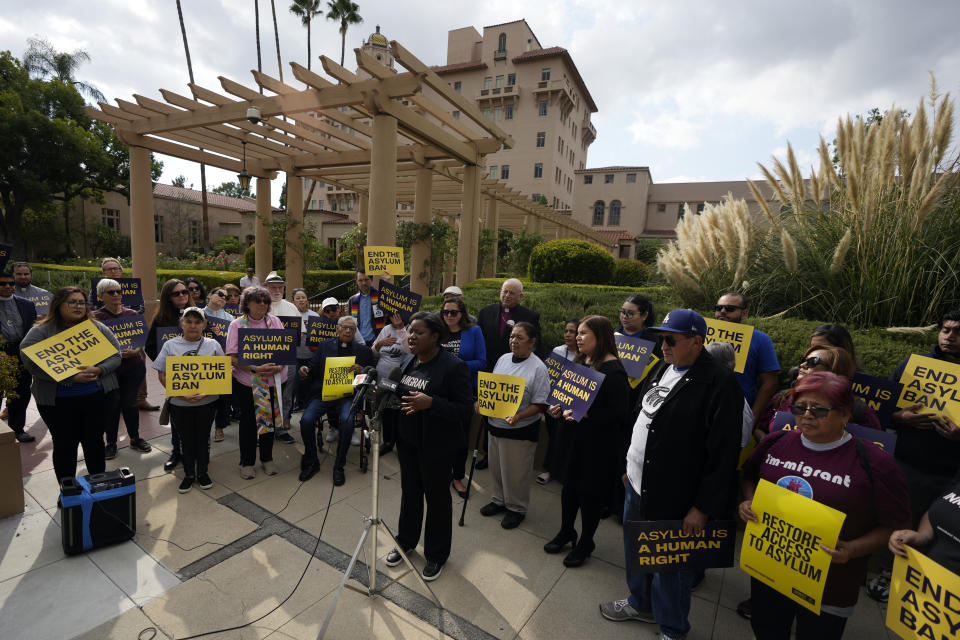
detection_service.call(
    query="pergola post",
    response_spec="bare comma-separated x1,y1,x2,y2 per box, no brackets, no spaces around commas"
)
358,193,369,228
442,215,455,289
410,167,432,295
255,178,272,282
456,165,480,284
485,196,499,277
285,172,304,292
129,146,157,313
534,215,543,235
366,114,397,248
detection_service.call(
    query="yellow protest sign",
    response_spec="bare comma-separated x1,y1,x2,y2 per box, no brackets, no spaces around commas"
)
896,354,960,423
476,371,526,419
703,318,754,373
629,353,661,389
322,356,356,401
740,479,846,614
363,245,405,275
886,546,960,640
165,356,232,396
22,319,119,382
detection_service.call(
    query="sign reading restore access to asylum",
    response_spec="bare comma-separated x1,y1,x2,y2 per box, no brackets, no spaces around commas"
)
476,371,526,419
626,520,737,573
164,356,232,396
363,245,405,275
703,318,754,373
22,319,119,382
896,354,960,424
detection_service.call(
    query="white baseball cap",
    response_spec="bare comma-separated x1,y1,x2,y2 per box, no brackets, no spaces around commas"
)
181,306,206,320
321,297,340,309
443,285,463,296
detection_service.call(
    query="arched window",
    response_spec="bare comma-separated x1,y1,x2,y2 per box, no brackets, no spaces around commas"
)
498,33,506,52
609,200,621,226
592,201,605,226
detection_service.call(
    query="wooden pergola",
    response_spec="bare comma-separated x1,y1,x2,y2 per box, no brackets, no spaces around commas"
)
85,40,612,302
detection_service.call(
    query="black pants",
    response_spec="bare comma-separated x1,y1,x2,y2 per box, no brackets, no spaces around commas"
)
560,465,604,549
451,418,468,481
38,391,107,482
750,579,848,640
169,402,217,477
381,407,399,445
105,360,145,444
3,360,32,432
293,357,312,409
396,440,453,564
233,379,275,466
214,394,231,429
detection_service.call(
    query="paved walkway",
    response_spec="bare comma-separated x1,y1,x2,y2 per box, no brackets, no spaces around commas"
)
1,374,898,640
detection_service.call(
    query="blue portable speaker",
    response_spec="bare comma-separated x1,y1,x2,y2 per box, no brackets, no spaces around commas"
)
59,467,136,554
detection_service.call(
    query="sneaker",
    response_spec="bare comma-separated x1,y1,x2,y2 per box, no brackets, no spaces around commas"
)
599,599,655,623
422,561,443,582
164,452,182,472
299,458,320,482
351,430,361,446
178,477,194,493
197,473,213,489
385,548,406,567
479,501,506,517
866,574,890,603
325,429,339,443
536,472,550,485
501,510,525,529
14,431,36,443
262,460,278,476
276,432,295,444
130,438,152,453
104,443,118,460
239,465,256,479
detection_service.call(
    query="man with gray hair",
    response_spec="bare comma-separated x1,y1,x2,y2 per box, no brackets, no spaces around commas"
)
297,315,375,486
12,262,50,317
477,278,542,372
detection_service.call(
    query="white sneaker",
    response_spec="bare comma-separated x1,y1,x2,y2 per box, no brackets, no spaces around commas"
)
351,430,361,446
239,465,256,479
536,472,550,485
325,429,339,442
262,460,278,476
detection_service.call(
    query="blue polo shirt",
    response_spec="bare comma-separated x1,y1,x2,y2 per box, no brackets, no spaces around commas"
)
735,328,780,404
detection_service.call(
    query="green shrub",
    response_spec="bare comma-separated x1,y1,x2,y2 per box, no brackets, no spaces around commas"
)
244,244,256,269
612,260,651,287
213,235,241,254
336,251,356,270
528,239,615,285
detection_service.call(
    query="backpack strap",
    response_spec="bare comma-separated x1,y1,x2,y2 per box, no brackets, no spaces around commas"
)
852,397,868,425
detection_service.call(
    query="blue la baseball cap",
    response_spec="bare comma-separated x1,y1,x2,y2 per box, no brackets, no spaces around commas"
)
651,308,707,338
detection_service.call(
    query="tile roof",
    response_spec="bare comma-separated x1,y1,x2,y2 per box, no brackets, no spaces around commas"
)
511,46,566,61
432,60,488,74
511,47,597,112
152,184,271,212
596,230,638,242
576,166,650,173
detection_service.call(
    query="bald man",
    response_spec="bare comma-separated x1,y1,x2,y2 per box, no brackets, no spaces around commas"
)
477,278,543,371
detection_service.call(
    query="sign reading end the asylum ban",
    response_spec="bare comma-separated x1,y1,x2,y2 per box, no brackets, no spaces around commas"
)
100,314,148,350
896,354,960,424
165,356,232,396
626,520,736,573
22,319,118,382
615,334,655,378
237,328,298,366
548,358,605,422
363,245,405,275
703,318,754,373
377,279,421,323
476,371,526,419
885,546,960,640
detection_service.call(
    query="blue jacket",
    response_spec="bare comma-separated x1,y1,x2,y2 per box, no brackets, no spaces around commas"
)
305,337,375,400
457,325,487,386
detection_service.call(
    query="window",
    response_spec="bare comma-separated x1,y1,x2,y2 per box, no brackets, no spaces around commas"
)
507,73,516,86
328,237,338,250
678,203,686,219
453,81,462,93
504,105,513,120
495,75,504,88
557,137,562,152
330,200,337,211
604,174,614,184
483,77,492,90
534,163,543,178
592,201,604,226
339,199,345,210
696,203,705,214
189,220,202,246
609,201,621,226
656,203,666,212
532,193,541,202
535,131,545,147
541,68,551,82
489,165,498,179
555,167,561,182
626,173,637,183
538,101,548,116
318,200,325,210
101,208,120,230
310,200,317,209
497,32,506,52
584,175,593,184
347,199,354,211
452,110,460,119
493,106,502,121
500,165,510,180
154,215,164,242
483,108,491,120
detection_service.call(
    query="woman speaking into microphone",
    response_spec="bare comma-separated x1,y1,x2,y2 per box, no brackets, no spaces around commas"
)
384,311,473,582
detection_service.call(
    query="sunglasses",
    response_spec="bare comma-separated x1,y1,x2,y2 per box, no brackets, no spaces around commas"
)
0,281,13,287
212,291,226,298
441,309,461,316
187,286,201,292
800,355,827,368
619,308,637,317
714,304,744,313
789,404,835,419
103,289,122,296
172,289,189,297
65,300,89,308
662,334,693,347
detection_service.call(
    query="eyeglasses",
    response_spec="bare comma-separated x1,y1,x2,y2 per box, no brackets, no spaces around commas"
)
619,308,637,317
662,334,693,347
103,289,122,296
172,289,189,297
714,304,744,313
441,309,461,316
789,404,835,419
64,300,89,308
800,356,827,369
248,297,270,305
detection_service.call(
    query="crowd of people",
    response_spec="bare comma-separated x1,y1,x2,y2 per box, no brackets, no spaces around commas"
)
4,261,960,639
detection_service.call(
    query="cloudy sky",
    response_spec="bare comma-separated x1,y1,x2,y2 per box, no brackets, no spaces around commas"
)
4,0,959,200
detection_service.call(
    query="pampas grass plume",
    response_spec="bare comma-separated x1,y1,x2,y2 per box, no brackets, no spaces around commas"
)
829,229,852,275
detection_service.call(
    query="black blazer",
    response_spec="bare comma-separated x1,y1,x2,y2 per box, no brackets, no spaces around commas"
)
476,303,542,371
305,338,375,399
632,349,744,520
3,296,37,355
397,349,473,459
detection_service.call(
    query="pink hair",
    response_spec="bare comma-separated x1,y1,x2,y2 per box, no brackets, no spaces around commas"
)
790,371,855,413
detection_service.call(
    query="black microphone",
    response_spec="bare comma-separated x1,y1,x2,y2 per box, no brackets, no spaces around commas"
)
372,366,403,416
348,366,378,416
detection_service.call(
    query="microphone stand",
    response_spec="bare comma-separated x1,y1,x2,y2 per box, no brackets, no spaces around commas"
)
318,384,442,638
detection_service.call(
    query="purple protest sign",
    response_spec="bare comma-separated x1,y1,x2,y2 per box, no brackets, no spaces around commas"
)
851,372,902,427
615,334,656,378
0,243,11,271
772,411,897,453
549,358,606,422
204,316,230,348
100,314,147,350
223,303,240,317
377,279,421,323
305,316,339,346
626,520,736,573
91,277,143,308
544,353,566,389
237,328,299,365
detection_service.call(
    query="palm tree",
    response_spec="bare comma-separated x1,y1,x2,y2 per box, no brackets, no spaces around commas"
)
23,37,105,103
325,0,362,67
289,0,322,70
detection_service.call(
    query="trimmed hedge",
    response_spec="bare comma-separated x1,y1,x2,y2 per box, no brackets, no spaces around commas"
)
528,239,615,285
612,259,652,288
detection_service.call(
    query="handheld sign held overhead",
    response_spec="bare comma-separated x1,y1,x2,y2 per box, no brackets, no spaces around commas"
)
626,520,737,573
22,319,119,383
91,277,144,308
363,245,405,275
703,318,754,373
740,479,846,614
548,358,606,422
322,356,356,401
0,243,12,271
476,372,526,419
885,546,960,640
377,279,422,323
165,356,232,396
305,316,339,346
614,334,656,378
100,314,148,350
237,328,298,366
896,354,960,424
